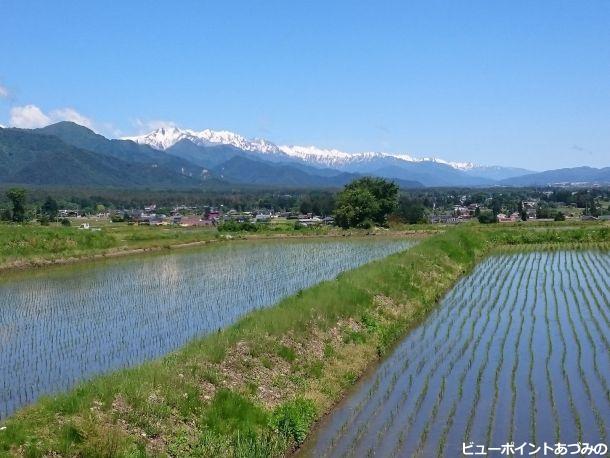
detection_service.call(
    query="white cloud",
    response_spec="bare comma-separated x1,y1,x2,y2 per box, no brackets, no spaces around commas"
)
9,104,51,128
9,104,95,130
0,84,8,99
49,107,93,129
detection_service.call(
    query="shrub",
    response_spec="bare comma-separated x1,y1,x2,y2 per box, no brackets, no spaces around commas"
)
0,208,11,221
277,345,296,362
477,211,497,224
269,398,317,444
60,218,71,227
203,390,268,435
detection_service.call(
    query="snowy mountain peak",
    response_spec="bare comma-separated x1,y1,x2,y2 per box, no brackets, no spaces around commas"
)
124,127,196,150
124,127,281,154
124,126,483,171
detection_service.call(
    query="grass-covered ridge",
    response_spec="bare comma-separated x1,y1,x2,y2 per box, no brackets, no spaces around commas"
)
0,226,608,457
0,222,433,272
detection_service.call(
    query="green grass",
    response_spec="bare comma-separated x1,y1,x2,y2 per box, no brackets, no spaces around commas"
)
0,220,421,272
0,224,118,264
0,224,607,457
0,223,220,269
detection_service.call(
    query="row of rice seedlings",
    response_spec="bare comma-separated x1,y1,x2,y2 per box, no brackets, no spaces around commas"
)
562,252,607,442
505,253,534,441
404,257,500,367
582,252,610,311
590,250,610,276
384,258,515,456
542,258,561,442
411,376,446,458
552,252,583,442
404,255,520,456
485,251,533,446
573,255,609,343
463,253,530,442
433,255,522,452
571,254,610,406
579,252,610,331
572,254,608,344
526,252,543,444
367,289,485,454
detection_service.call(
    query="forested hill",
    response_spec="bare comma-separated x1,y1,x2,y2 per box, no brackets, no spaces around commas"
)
0,128,203,188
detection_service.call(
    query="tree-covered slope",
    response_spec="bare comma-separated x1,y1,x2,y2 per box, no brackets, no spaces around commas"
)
0,128,202,188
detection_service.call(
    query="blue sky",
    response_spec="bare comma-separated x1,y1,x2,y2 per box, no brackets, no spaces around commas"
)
1,0,608,170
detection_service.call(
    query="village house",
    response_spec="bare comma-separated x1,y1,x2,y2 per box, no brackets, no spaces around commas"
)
298,216,323,227
255,213,272,223
58,209,80,218
453,206,471,219
521,201,538,219
497,212,520,223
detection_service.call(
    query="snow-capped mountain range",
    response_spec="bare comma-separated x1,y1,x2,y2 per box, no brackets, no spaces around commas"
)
124,126,478,171
2,121,606,189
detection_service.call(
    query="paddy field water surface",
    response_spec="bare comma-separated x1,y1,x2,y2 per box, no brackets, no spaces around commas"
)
302,250,610,457
0,238,414,419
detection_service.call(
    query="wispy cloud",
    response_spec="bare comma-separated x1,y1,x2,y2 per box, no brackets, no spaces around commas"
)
0,84,9,99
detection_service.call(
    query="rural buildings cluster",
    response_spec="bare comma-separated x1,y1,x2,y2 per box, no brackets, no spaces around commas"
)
65,204,335,228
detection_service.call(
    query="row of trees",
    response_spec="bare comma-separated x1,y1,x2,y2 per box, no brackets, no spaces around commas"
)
4,182,608,228
1,188,61,223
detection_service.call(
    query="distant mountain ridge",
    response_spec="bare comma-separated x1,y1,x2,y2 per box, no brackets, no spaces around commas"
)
501,166,610,186
0,122,607,189
0,122,423,189
126,126,524,178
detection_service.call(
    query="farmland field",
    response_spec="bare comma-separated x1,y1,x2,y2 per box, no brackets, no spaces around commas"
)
0,238,413,420
302,250,610,457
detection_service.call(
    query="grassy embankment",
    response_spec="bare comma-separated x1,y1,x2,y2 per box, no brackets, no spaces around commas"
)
0,225,608,457
0,224,214,270
0,221,439,272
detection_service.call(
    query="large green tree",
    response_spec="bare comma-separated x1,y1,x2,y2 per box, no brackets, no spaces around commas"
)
6,188,27,222
396,196,426,224
41,196,59,219
334,177,398,228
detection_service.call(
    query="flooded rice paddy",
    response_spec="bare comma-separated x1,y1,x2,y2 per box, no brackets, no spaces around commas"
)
304,250,610,457
0,238,413,419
